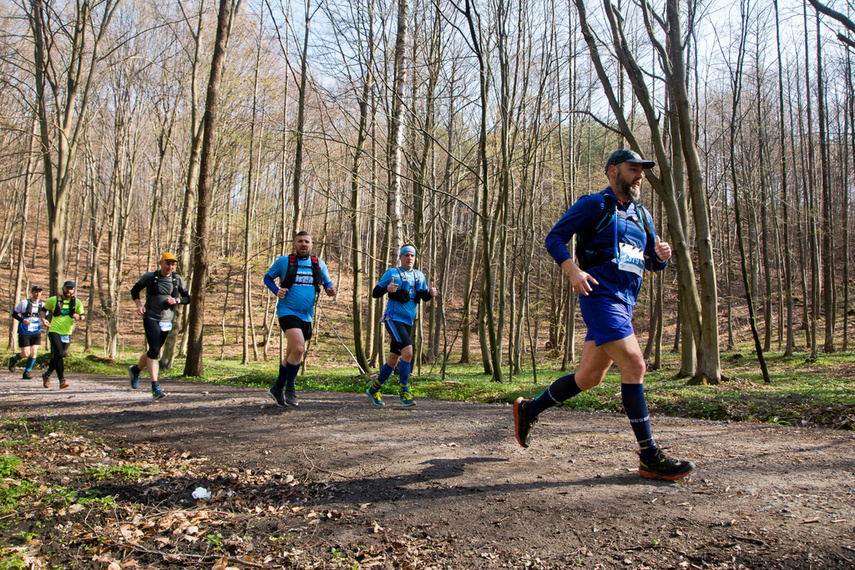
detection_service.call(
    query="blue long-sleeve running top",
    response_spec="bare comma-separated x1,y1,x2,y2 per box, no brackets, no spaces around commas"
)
544,187,667,306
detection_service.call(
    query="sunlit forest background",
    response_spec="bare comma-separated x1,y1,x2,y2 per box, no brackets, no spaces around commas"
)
1,0,853,383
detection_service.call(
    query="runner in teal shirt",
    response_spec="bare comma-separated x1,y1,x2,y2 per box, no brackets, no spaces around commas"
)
263,232,336,407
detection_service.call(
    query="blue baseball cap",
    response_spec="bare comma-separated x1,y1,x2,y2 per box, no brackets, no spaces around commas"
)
605,149,655,173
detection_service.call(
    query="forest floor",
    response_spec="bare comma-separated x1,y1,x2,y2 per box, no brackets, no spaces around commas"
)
2,371,855,569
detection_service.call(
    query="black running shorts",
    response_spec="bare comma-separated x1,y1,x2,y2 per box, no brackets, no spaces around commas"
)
278,314,313,341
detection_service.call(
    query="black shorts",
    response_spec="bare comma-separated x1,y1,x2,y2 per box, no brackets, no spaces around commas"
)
18,334,41,348
143,317,171,359
384,319,412,355
278,315,313,341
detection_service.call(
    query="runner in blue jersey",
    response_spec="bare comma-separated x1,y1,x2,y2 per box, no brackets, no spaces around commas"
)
128,253,191,399
263,231,336,407
513,149,694,481
366,244,437,407
9,285,48,379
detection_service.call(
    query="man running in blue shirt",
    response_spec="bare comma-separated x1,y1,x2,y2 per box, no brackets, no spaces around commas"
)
513,150,694,481
263,232,336,407
367,245,437,407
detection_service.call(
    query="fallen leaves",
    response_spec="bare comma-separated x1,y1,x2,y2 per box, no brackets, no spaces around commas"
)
1,417,464,570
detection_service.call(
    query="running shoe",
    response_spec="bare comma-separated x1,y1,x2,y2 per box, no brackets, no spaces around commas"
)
366,387,385,407
638,449,694,481
22,371,31,380
128,365,140,389
284,388,299,407
399,387,415,407
59,380,69,390
42,372,50,389
8,357,15,372
513,397,537,448
268,387,286,408
151,383,165,400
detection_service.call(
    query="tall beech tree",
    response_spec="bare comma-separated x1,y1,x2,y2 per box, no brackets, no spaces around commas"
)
184,0,242,377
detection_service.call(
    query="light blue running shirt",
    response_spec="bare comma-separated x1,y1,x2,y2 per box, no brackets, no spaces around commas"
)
265,255,333,322
377,267,428,326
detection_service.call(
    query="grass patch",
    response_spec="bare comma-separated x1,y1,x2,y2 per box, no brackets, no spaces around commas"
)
84,464,160,482
0,454,22,478
0,550,27,570
51,344,855,430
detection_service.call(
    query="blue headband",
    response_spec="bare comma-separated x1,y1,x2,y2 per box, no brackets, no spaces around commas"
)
400,245,416,258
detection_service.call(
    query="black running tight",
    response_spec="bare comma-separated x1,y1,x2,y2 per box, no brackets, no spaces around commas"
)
46,332,70,379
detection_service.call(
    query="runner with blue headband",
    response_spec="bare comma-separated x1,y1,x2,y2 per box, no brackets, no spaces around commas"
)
367,244,437,407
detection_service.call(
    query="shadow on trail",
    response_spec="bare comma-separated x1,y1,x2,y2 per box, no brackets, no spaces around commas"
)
309,454,649,508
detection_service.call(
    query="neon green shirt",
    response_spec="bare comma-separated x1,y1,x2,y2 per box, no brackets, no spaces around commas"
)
43,296,85,336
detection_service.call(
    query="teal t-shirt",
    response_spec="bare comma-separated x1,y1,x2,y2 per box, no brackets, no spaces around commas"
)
265,256,332,322
377,267,428,326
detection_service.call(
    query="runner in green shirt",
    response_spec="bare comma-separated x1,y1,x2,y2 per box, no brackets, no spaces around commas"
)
39,281,85,389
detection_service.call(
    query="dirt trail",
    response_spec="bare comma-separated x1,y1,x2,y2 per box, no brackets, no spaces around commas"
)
3,371,854,568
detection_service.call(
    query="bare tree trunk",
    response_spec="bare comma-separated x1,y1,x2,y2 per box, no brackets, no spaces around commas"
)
773,0,795,355
816,15,834,353
755,36,773,353
653,197,665,368
83,153,104,353
243,22,262,365
28,0,121,293
460,0,502,381
559,1,578,370
146,94,178,269
220,263,235,358
348,0,375,373
290,0,314,235
388,0,409,250
723,201,734,350
460,182,480,364
661,0,720,383
845,52,853,351
368,99,381,366
8,117,37,350
431,69,458,363
185,0,241,377
578,0,713,381
728,1,769,383
666,96,696,377
161,0,207,369
800,0,820,359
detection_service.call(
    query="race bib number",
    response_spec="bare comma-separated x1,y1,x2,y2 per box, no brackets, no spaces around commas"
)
60,335,71,344
26,320,39,332
158,321,173,332
616,242,645,277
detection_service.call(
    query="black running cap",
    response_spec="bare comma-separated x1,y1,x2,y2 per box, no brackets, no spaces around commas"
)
63,281,75,288
605,149,655,173
31,285,43,292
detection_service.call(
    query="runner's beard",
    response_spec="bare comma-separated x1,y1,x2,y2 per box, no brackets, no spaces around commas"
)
617,180,640,202
626,184,639,201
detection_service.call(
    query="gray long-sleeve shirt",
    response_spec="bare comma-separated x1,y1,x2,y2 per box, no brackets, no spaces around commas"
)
130,271,190,322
